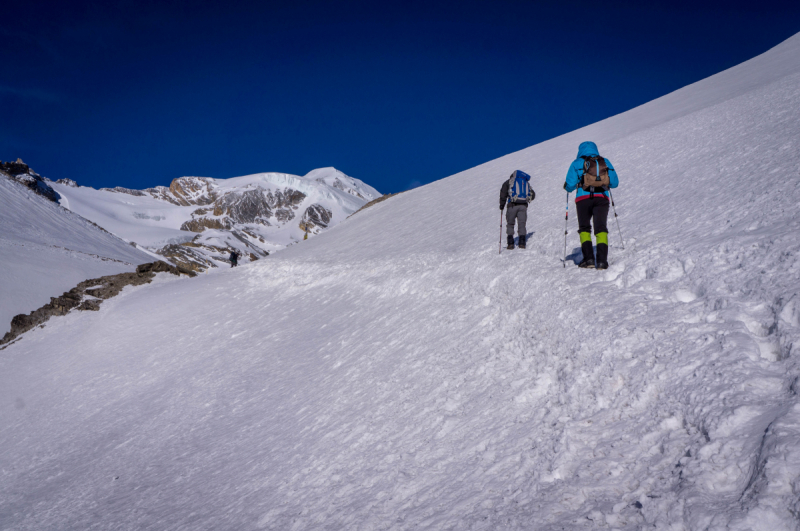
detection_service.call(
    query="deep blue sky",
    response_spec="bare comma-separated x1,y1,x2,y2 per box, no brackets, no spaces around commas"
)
2,1,799,193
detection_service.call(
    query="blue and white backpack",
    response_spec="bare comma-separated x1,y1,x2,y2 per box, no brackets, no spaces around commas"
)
507,170,532,203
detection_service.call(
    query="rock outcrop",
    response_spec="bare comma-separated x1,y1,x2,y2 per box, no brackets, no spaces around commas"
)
157,244,218,272
168,177,216,206
100,186,146,196
180,217,233,232
349,191,402,218
0,261,195,348
56,178,78,187
178,187,307,237
1,159,60,203
299,204,333,233
215,189,273,224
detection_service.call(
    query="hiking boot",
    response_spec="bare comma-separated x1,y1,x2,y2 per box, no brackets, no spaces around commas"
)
596,242,608,264
596,261,609,270
506,235,515,250
579,257,595,268
518,235,526,249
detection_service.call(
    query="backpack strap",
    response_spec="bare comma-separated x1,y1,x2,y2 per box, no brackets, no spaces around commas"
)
507,171,517,202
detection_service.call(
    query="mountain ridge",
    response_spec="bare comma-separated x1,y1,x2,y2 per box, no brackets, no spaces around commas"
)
50,166,380,272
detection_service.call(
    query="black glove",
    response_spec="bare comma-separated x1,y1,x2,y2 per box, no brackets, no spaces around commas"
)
563,182,568,190
500,204,505,210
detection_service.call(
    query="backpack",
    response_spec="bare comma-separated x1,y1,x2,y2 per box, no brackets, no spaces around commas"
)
507,170,532,203
580,156,610,191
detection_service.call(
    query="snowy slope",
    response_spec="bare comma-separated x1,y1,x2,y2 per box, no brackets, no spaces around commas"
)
2,33,800,530
0,174,154,335
52,183,197,248
50,167,379,270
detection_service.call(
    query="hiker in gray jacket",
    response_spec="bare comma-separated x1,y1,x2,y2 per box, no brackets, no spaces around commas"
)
500,170,535,249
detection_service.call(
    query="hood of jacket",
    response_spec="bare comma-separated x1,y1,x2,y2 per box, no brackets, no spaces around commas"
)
577,141,599,158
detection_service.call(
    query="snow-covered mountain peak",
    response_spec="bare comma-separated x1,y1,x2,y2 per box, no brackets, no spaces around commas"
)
51,167,381,272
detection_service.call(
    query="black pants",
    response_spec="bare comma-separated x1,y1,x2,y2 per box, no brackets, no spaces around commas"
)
576,196,609,262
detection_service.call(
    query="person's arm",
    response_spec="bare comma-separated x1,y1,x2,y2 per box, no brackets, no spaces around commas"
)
528,187,535,202
564,160,580,192
499,180,509,209
605,159,619,189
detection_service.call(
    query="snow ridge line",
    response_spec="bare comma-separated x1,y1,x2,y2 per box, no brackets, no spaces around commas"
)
51,245,135,265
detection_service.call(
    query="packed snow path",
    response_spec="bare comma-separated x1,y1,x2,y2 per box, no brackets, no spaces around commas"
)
2,35,800,530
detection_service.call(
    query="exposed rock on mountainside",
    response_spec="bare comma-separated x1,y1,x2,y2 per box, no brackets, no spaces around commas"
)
299,204,333,233
177,185,312,233
156,244,217,273
100,177,218,206
180,217,232,232
100,186,145,196
0,260,194,348
168,177,216,206
1,159,60,203
275,208,294,222
51,167,381,272
349,191,404,217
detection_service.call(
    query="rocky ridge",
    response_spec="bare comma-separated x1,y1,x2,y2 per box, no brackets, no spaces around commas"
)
0,159,60,203
0,261,194,348
52,168,380,272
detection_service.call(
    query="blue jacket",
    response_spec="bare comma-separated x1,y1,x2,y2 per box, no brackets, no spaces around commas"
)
564,141,618,202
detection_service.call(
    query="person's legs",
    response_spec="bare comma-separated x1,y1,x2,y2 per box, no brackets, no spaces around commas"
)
506,204,525,248
517,206,527,248
506,205,516,236
576,199,594,264
593,200,610,264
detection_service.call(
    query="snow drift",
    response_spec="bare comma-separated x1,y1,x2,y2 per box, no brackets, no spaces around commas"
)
2,34,800,530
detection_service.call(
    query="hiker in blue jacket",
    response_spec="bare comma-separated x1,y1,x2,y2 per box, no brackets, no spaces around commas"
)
500,170,535,249
564,141,619,269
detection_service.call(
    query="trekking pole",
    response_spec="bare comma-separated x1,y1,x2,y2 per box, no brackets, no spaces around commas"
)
563,192,569,267
499,210,503,254
608,188,625,250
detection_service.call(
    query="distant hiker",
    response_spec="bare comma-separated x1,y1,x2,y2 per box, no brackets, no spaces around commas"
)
230,250,240,268
564,141,619,269
499,170,535,249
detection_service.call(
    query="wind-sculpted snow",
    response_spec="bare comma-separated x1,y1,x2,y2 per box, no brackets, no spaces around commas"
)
2,33,800,531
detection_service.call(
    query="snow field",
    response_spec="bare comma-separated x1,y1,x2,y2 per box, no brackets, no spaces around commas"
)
0,175,154,334
2,33,800,530
51,183,198,248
